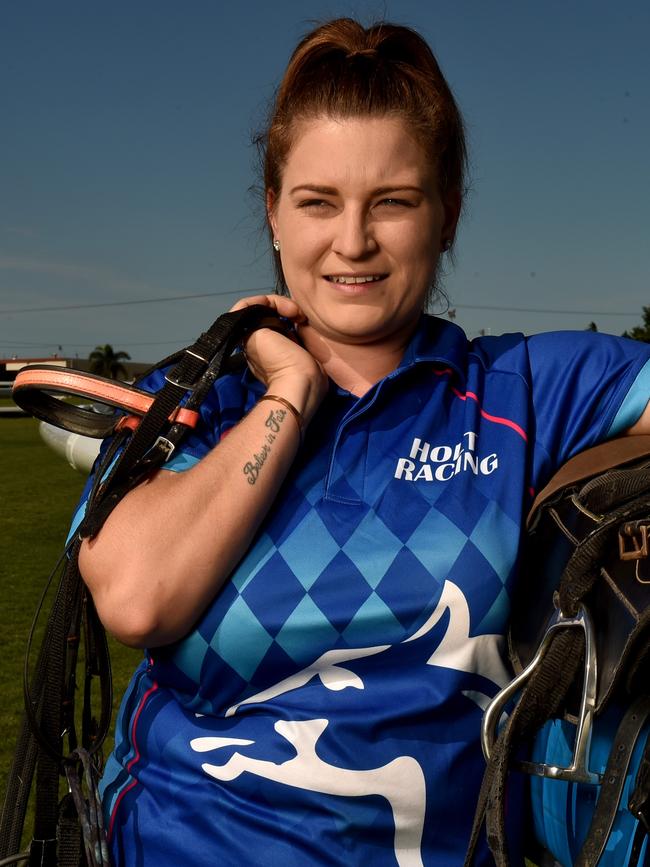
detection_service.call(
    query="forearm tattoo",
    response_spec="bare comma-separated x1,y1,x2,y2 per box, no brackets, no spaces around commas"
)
242,408,288,485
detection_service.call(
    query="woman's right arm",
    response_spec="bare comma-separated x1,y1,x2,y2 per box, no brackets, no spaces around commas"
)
78,296,327,649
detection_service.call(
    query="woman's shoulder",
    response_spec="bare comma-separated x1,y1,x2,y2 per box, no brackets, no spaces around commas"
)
462,325,650,377
423,321,650,409
524,329,650,374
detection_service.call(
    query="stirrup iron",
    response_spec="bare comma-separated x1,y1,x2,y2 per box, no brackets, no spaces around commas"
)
482,603,601,785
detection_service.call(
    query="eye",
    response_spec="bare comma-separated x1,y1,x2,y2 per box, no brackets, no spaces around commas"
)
376,197,415,208
297,199,333,211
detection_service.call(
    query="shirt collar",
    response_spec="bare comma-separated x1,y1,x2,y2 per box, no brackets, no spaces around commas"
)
395,314,467,385
243,314,468,394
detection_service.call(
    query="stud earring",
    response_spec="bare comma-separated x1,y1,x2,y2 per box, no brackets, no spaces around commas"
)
273,239,281,252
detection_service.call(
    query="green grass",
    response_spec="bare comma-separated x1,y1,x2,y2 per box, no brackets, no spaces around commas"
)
0,416,141,837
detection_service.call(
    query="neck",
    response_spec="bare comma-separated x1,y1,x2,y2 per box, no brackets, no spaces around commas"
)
298,325,416,397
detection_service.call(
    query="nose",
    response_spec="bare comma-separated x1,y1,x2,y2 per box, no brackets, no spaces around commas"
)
331,206,377,259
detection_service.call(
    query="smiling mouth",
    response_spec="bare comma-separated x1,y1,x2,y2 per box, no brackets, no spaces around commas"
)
324,275,386,285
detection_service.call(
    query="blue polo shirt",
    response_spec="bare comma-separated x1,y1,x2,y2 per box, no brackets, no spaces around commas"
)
86,316,650,866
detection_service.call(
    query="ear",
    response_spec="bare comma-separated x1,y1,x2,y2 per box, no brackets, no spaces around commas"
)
441,188,462,247
266,189,278,238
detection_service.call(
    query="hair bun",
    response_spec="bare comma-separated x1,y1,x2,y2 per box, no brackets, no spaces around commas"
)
345,47,378,59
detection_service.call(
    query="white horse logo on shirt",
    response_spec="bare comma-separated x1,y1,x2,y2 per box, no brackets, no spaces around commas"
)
190,579,509,867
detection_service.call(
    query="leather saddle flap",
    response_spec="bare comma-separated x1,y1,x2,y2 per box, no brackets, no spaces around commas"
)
510,435,650,714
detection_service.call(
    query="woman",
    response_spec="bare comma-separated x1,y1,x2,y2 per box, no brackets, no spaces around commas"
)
75,18,650,867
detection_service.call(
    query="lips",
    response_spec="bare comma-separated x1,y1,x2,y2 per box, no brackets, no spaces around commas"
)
324,274,386,284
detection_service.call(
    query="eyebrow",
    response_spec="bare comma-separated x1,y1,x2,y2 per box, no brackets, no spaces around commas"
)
288,184,425,196
289,184,338,196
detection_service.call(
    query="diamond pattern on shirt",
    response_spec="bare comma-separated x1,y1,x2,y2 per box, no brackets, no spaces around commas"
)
194,645,248,713
231,532,276,594
432,485,491,538
405,508,469,579
446,539,507,631
373,482,437,543
240,552,308,638
275,595,340,664
342,509,402,588
308,551,373,632
172,630,210,683
318,499,370,548
469,500,519,583
248,639,306,696
210,596,274,682
342,591,404,645
164,491,515,698
157,354,528,701
266,486,314,547
375,547,442,630
278,510,340,590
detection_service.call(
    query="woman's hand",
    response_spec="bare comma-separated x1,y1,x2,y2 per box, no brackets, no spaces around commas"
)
231,294,328,425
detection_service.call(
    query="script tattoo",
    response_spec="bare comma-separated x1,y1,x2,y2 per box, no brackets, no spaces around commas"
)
265,407,286,435
242,408,288,485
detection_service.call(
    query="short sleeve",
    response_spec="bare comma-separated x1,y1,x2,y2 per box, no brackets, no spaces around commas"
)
526,331,650,468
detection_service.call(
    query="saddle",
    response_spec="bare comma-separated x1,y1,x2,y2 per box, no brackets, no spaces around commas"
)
0,306,290,867
467,435,650,867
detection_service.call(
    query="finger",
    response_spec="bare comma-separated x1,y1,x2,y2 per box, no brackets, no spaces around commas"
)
242,325,294,358
230,294,305,322
229,294,272,312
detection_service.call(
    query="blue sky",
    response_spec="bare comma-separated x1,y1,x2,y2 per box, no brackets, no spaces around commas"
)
1,0,648,361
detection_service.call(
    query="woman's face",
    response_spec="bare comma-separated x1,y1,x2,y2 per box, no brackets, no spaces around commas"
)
268,115,458,348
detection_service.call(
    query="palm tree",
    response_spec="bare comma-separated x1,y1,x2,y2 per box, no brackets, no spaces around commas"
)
89,344,131,380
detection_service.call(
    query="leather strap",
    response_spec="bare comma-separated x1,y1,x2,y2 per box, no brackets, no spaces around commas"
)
527,436,650,530
12,367,203,438
575,695,650,866
13,367,156,415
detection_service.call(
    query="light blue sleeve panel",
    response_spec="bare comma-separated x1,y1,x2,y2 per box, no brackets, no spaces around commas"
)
163,452,201,473
67,500,87,542
65,449,122,543
607,358,650,435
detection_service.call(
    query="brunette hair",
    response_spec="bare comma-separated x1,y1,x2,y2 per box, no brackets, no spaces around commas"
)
258,18,468,295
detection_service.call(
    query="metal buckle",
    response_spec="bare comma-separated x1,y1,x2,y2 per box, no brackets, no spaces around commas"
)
150,436,175,462
482,603,601,784
164,348,210,391
619,523,649,561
